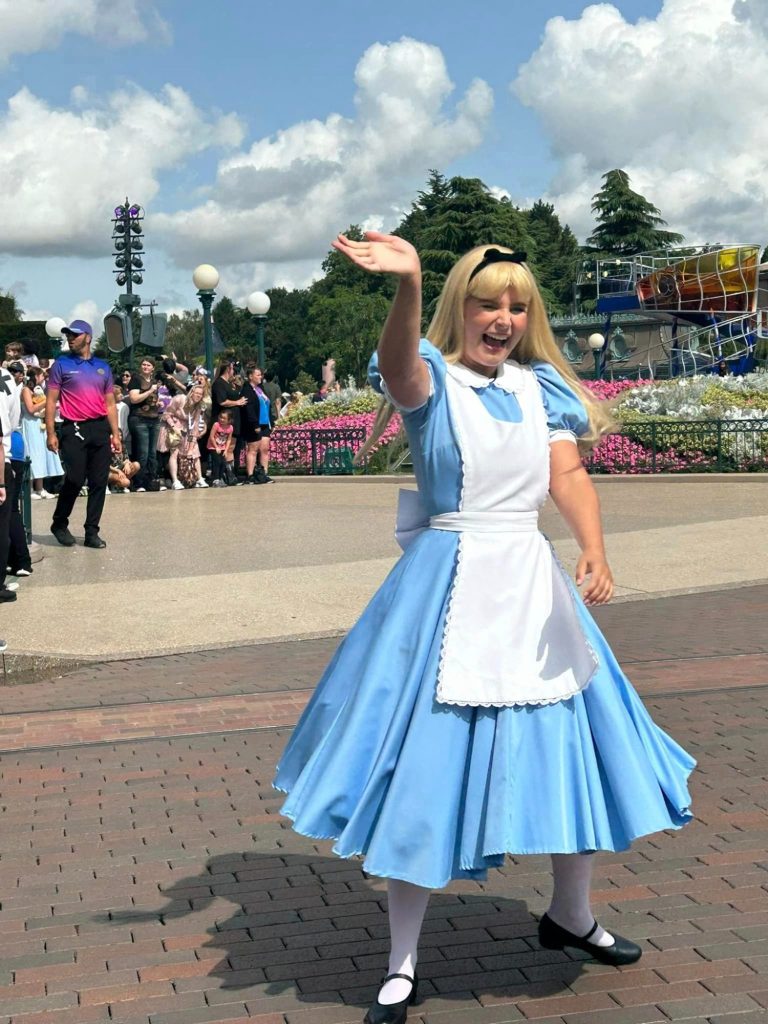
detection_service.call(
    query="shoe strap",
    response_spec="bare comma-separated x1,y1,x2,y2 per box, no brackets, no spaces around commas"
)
381,973,415,985
582,920,600,941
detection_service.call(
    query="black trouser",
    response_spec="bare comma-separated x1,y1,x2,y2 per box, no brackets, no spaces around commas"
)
208,451,226,482
0,457,29,588
53,417,111,537
6,460,31,576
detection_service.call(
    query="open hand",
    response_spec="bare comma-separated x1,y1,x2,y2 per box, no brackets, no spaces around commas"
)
332,232,420,277
575,552,614,606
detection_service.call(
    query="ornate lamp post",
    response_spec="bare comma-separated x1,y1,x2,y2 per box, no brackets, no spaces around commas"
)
588,332,605,380
192,264,220,375
246,291,271,367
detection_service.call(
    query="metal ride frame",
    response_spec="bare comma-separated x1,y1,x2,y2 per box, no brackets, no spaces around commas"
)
576,244,768,380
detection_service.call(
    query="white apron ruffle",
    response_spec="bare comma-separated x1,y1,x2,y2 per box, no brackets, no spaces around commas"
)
394,360,598,708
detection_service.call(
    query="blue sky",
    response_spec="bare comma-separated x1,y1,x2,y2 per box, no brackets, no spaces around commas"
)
1,0,763,333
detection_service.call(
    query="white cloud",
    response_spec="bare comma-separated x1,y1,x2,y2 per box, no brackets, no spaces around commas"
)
513,0,768,244
0,0,171,66
155,37,493,271
0,84,244,258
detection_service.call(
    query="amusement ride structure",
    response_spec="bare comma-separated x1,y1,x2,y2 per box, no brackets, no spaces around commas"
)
569,244,768,379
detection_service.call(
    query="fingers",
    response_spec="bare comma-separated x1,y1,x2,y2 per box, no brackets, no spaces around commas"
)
582,573,614,606
576,561,614,606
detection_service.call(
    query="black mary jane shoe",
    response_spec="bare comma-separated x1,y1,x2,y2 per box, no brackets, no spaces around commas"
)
538,913,642,966
363,972,419,1024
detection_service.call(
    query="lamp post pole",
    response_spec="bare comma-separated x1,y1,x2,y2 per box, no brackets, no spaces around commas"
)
192,264,220,376
246,291,271,367
588,333,605,381
199,290,215,375
255,316,266,367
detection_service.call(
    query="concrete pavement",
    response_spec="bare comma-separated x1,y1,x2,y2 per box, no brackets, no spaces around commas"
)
3,476,768,664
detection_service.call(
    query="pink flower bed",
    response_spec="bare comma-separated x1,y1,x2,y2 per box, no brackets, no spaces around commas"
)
588,433,715,474
271,411,403,471
582,379,645,400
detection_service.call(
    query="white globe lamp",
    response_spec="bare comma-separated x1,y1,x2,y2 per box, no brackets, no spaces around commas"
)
246,291,271,316
192,264,220,291
45,317,67,339
246,291,271,366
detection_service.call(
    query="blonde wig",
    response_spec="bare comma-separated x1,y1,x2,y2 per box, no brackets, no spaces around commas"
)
358,245,614,462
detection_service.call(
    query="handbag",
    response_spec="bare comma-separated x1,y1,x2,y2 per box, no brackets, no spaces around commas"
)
178,455,198,488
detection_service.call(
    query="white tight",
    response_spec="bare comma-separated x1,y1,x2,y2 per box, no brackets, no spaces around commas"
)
378,853,613,1004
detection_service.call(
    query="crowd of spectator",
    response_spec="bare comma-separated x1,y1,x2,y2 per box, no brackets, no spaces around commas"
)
0,337,333,604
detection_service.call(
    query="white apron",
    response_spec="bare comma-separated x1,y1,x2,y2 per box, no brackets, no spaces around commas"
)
396,360,597,708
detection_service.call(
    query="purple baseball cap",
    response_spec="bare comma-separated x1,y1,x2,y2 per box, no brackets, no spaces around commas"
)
62,319,93,337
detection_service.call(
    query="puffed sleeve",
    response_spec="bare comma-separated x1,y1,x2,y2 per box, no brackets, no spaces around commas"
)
532,361,589,443
367,340,446,419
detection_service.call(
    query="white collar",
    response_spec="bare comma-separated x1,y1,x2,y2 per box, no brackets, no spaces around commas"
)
446,359,527,394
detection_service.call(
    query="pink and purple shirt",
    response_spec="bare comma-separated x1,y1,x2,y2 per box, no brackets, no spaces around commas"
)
48,354,113,422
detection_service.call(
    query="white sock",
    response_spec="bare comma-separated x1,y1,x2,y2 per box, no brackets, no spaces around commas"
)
547,853,614,947
378,879,430,1006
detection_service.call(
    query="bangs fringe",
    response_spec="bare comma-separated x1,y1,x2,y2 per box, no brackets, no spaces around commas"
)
467,262,533,305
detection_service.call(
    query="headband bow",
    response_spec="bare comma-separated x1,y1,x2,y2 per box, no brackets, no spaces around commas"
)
468,248,528,282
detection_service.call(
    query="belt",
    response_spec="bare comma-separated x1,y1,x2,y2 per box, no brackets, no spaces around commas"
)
429,509,539,533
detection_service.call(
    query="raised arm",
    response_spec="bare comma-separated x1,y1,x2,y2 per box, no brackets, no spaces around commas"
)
332,231,430,409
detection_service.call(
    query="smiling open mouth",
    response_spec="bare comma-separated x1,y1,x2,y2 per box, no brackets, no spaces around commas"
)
482,334,510,350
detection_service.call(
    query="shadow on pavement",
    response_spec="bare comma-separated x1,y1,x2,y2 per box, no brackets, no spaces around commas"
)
104,851,587,1011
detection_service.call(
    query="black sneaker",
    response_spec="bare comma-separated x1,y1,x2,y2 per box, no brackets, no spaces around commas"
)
51,525,76,547
0,588,17,603
12,567,32,577
84,535,107,549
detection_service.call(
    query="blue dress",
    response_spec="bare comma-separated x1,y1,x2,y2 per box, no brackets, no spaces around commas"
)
274,343,694,889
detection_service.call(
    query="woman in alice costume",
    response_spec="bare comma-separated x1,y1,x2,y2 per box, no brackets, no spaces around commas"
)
274,234,695,1024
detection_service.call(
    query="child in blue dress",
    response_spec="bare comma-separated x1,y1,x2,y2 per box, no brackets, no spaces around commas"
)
274,234,695,1024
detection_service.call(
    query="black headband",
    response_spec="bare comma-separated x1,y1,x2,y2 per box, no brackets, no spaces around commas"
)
468,248,528,282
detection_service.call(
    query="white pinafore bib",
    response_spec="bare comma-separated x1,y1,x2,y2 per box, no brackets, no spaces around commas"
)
396,359,597,708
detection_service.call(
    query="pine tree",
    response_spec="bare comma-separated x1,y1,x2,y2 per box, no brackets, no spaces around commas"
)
586,169,683,256
522,201,581,313
398,176,532,319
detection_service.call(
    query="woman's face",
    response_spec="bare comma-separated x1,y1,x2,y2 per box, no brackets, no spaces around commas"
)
140,360,153,376
461,287,528,377
190,384,204,404
250,369,263,385
121,371,131,384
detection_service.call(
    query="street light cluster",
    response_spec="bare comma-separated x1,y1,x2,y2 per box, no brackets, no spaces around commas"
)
112,202,145,288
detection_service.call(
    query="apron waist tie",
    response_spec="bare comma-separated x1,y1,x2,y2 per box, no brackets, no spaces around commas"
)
429,509,539,533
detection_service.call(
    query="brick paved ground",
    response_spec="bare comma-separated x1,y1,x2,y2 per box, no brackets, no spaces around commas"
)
0,587,767,1022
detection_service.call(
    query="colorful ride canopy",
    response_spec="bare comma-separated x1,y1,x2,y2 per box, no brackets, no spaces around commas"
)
635,246,761,315
589,245,763,318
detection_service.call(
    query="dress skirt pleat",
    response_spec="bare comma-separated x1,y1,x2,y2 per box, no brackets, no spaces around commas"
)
274,530,695,890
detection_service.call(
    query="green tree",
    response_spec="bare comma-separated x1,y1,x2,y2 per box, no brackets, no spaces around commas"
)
522,200,582,313
0,290,23,322
165,310,204,366
212,296,245,351
586,169,684,256
306,288,390,384
236,286,314,386
398,175,533,319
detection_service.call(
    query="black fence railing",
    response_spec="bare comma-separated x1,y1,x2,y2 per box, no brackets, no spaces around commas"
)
270,427,368,475
586,419,768,474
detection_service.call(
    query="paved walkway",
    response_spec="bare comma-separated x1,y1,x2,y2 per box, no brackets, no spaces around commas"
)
5,476,768,663
0,583,767,1023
